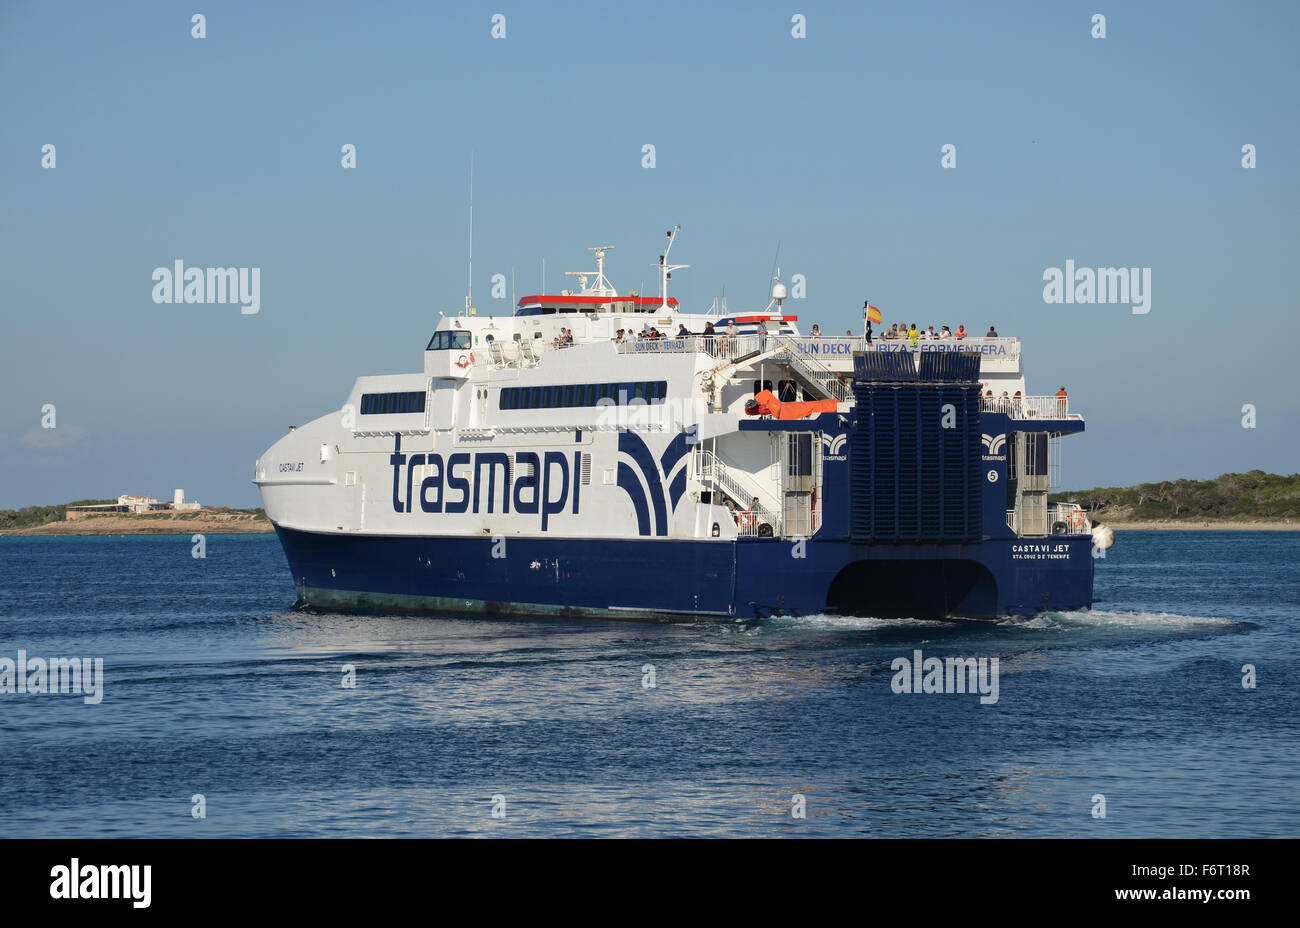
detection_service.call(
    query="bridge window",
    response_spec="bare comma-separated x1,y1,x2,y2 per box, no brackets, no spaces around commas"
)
425,330,472,351
360,391,427,415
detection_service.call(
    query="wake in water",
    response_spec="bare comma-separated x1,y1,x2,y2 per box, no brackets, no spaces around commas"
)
752,609,1251,646
995,609,1244,632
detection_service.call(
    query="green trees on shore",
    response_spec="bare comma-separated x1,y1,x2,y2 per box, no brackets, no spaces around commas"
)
1050,470,1300,521
0,500,117,531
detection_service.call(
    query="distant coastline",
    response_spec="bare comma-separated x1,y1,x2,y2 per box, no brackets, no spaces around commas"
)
1051,470,1299,529
1104,520,1298,531
2,509,272,536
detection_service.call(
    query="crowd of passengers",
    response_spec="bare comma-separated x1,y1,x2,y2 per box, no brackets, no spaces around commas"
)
544,321,1008,349
882,323,1000,345
609,320,727,345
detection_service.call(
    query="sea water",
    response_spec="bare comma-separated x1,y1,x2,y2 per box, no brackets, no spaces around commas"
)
0,532,1295,837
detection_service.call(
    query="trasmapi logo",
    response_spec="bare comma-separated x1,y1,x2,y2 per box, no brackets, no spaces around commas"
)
820,432,847,456
818,432,848,463
387,434,580,531
615,429,693,536
981,432,1006,462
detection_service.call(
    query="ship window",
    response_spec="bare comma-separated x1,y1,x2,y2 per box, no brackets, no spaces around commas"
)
491,382,668,411
360,391,426,415
425,330,472,351
753,380,774,395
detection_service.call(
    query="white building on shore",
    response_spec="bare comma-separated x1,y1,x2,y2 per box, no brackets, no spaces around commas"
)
65,489,202,520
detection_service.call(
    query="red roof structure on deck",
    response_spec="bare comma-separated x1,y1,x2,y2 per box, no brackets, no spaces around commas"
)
518,294,679,308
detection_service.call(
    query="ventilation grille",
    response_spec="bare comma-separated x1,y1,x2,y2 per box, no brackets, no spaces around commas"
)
849,382,982,542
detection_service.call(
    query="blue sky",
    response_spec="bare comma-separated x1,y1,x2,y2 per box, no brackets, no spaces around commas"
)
2,0,1297,508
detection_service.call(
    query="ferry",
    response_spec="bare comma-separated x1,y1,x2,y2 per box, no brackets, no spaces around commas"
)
255,230,1110,620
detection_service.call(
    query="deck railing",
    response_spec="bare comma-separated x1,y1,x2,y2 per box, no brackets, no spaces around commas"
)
980,395,1076,419
613,334,1019,363
1008,503,1091,536
615,333,767,362
1047,503,1091,534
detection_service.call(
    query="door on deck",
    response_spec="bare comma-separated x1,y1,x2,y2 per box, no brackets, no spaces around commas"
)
782,432,819,536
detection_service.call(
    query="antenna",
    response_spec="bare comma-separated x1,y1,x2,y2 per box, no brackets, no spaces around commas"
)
464,153,474,315
565,246,616,296
767,242,781,307
767,267,788,313
655,225,689,310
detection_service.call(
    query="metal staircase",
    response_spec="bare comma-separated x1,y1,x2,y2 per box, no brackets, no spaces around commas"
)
693,448,781,532
768,342,852,402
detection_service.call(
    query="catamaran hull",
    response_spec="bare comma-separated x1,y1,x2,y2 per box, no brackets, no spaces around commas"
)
273,525,1094,621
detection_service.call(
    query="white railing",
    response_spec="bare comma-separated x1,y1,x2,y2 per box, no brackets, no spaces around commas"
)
1009,503,1091,536
617,335,846,401
980,395,1077,419
1048,503,1091,535
612,334,1020,365
615,333,767,362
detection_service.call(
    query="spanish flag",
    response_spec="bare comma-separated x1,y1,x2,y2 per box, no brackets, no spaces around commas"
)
865,303,883,324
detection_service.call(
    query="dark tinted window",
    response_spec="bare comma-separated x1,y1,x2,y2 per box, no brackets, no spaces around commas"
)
493,382,669,410
425,330,472,351
360,391,426,415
